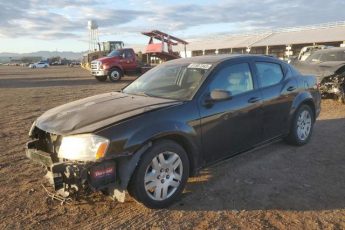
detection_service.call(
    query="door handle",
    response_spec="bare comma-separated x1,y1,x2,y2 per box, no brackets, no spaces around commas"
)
287,86,296,91
248,97,261,103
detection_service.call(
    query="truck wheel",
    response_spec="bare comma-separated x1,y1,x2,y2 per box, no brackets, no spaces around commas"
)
108,68,123,82
285,104,314,146
128,140,189,209
95,76,107,82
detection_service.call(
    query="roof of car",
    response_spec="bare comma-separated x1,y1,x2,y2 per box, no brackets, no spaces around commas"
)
166,54,278,65
312,47,345,54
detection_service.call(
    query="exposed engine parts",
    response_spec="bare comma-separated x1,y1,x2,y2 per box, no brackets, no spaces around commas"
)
320,74,345,103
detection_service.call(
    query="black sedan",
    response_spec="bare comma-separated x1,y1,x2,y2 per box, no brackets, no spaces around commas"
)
26,55,321,208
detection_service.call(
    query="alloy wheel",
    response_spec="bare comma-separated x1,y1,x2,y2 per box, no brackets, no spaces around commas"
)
297,110,312,141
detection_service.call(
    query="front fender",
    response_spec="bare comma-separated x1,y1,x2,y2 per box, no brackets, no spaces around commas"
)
126,120,201,173
126,120,196,149
102,120,200,191
106,63,124,73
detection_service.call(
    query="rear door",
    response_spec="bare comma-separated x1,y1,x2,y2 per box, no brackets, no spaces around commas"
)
252,59,298,140
198,60,264,162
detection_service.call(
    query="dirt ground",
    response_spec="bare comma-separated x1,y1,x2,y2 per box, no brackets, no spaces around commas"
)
1,65,345,229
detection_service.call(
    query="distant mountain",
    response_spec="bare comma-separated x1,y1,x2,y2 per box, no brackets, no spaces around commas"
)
0,51,85,60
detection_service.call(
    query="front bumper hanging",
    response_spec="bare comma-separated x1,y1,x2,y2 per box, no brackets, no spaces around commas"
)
26,140,117,198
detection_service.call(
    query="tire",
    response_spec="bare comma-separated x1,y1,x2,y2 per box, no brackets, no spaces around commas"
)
285,104,314,146
108,68,123,82
95,75,107,82
128,140,189,209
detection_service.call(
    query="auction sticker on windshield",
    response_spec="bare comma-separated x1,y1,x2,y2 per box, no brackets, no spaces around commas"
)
188,63,212,69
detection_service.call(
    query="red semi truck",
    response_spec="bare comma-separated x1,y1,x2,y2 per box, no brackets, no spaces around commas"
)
91,48,144,82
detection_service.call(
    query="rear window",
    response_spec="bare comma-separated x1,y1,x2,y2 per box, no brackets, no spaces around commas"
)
255,62,284,88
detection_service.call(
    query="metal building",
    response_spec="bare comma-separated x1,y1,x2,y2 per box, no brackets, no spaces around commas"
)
181,21,345,58
131,21,345,59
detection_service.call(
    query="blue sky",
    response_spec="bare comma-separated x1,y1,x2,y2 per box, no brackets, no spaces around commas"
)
0,0,345,53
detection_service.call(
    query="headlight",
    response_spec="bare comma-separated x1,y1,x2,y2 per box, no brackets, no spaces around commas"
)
28,120,37,136
58,134,109,161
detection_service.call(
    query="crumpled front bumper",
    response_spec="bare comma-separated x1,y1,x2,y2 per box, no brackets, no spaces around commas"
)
26,140,117,197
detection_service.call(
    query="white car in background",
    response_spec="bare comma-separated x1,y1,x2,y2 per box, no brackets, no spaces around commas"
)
29,61,49,68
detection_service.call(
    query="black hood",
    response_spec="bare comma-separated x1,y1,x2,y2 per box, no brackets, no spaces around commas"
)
35,92,180,135
294,61,345,81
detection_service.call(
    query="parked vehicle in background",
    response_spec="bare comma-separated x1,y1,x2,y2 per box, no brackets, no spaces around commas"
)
91,48,143,82
293,47,345,103
29,61,49,68
69,61,81,67
297,45,332,61
26,55,320,208
82,41,125,69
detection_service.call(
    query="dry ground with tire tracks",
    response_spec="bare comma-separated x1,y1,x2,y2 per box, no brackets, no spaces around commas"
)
1,65,345,229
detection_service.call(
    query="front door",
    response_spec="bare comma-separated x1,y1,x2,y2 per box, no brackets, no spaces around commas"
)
198,61,263,163
121,49,137,72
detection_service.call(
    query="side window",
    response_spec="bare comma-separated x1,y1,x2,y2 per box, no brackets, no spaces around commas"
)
209,63,254,96
255,62,283,88
124,50,133,59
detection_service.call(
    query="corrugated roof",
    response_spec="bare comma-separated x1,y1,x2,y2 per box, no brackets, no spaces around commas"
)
253,26,345,47
130,22,345,53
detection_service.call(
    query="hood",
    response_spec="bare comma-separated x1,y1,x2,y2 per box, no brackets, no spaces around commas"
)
294,61,345,82
35,92,180,136
97,56,119,63
296,61,345,76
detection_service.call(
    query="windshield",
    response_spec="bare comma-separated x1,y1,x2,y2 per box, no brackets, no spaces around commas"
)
107,50,122,57
306,50,345,63
123,63,212,100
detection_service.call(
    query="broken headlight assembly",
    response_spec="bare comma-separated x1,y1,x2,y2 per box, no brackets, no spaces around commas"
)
58,134,109,162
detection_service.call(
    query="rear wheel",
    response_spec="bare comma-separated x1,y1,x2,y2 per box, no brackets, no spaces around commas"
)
108,68,123,82
128,140,189,209
285,104,314,146
95,75,107,82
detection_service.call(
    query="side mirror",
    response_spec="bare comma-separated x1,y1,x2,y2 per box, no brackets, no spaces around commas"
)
210,89,232,101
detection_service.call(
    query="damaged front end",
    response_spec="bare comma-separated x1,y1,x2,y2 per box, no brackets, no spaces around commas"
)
26,126,121,201
319,73,345,103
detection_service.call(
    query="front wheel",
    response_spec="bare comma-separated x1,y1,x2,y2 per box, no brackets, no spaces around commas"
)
108,68,123,82
128,140,189,209
285,104,314,146
95,75,107,82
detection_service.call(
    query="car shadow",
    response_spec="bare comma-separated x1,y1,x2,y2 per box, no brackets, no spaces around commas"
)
171,118,345,211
